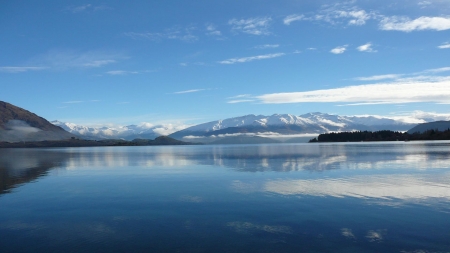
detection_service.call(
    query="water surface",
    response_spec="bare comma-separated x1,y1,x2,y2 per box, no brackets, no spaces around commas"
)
1,142,450,252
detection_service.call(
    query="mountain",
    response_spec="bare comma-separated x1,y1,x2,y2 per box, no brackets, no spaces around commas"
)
0,101,75,142
169,113,417,142
407,121,450,134
209,136,281,145
52,121,185,141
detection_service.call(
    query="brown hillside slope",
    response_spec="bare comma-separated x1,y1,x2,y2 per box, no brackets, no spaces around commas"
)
0,101,76,142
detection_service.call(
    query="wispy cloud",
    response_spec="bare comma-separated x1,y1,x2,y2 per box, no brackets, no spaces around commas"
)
205,23,223,38
83,60,116,67
354,74,402,81
125,26,198,42
229,17,272,35
66,4,111,13
254,44,279,49
438,42,450,49
0,66,47,73
228,94,252,99
106,70,138,75
256,77,450,104
379,16,450,32
302,3,376,26
283,14,304,25
27,50,122,70
357,42,377,52
63,101,84,104
173,89,205,94
423,66,450,73
67,4,92,13
330,45,348,54
227,100,255,104
218,53,285,64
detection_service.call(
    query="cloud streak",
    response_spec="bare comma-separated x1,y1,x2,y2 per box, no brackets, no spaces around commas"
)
379,16,450,32
354,74,401,81
125,26,198,42
218,53,285,64
256,77,450,104
438,43,450,49
173,89,205,94
106,70,138,75
229,17,272,35
0,66,47,73
283,14,304,25
254,44,279,49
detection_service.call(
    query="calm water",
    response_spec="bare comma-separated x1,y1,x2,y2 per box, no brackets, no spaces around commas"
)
1,142,450,252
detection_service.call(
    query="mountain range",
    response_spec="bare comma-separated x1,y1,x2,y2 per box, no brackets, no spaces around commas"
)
53,113,422,143
3,100,449,144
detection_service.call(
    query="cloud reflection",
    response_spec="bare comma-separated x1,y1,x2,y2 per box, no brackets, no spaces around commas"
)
263,174,450,200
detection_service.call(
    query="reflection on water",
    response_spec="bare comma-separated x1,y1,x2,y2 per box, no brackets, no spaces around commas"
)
1,142,450,252
0,149,67,194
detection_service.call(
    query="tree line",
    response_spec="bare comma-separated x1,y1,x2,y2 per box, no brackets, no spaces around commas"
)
309,129,450,142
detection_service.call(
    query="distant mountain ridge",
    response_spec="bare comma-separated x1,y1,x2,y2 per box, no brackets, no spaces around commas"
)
169,113,418,142
0,101,75,142
52,112,422,143
52,121,185,141
407,121,450,134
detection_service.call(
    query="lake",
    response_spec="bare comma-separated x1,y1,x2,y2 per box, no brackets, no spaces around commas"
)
1,142,450,252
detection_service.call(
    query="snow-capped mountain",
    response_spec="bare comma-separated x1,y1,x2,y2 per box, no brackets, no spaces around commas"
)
53,112,450,142
51,121,188,140
169,112,419,141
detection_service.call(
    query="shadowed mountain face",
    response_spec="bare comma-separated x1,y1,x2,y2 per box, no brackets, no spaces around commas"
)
407,121,450,134
0,101,75,142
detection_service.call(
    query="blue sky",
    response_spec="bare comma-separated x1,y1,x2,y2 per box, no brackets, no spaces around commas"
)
1,0,450,126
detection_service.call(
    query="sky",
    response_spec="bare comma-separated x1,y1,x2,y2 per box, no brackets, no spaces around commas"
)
1,0,450,127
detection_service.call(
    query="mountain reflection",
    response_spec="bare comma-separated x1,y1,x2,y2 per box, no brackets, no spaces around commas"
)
0,149,67,194
2,142,450,202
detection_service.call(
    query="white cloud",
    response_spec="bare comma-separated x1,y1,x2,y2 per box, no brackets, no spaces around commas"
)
0,66,47,73
254,44,279,49
330,45,348,54
173,89,205,94
68,4,92,13
106,70,138,75
28,50,121,70
66,4,111,13
418,1,432,6
336,10,372,25
256,77,450,104
63,101,84,104
283,14,304,25
205,23,223,37
357,42,377,52
229,17,272,35
125,26,198,42
438,43,450,49
227,100,255,104
152,124,190,136
83,60,116,67
379,16,450,32
218,53,285,64
354,74,401,81
305,3,376,26
423,66,450,73
228,94,251,99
